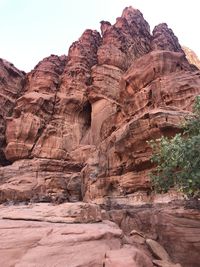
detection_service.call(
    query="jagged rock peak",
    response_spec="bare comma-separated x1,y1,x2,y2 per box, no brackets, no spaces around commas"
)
120,6,150,31
69,29,101,51
122,6,141,21
33,54,67,68
32,54,67,75
68,29,101,66
100,21,111,36
152,23,184,53
0,58,25,77
98,6,151,70
77,29,101,44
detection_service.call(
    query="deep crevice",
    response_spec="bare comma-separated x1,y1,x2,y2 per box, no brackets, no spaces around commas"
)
79,101,92,145
82,101,92,128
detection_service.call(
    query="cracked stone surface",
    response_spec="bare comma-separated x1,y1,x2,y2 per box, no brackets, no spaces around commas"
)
0,203,153,267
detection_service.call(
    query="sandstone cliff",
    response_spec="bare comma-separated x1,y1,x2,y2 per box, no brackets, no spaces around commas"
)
0,6,200,267
1,6,200,204
0,59,25,166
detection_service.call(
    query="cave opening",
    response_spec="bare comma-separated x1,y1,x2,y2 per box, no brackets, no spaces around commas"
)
0,150,11,166
82,101,92,129
79,101,92,145
0,116,12,166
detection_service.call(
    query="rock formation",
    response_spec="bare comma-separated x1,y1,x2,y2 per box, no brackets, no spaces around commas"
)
0,6,200,267
182,46,200,69
0,59,25,166
105,201,200,267
0,202,155,267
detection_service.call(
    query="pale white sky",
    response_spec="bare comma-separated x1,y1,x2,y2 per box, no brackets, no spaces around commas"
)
0,0,199,72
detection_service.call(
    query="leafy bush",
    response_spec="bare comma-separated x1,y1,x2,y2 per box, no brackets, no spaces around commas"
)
149,96,200,198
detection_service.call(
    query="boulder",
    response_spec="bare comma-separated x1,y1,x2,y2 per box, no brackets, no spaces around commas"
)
146,239,171,261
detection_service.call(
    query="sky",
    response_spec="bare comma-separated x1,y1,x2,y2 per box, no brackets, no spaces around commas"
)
0,0,199,72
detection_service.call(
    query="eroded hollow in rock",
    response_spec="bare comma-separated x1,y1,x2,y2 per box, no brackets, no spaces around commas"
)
79,101,92,144
0,150,11,166
82,101,92,129
0,116,11,166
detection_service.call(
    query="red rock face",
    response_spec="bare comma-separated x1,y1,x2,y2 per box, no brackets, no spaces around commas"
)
83,48,200,203
0,6,200,267
98,7,151,71
106,202,200,267
151,23,184,53
5,55,67,161
0,59,25,165
1,6,200,204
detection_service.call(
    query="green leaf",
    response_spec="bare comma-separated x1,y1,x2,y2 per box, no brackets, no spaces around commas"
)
149,96,200,199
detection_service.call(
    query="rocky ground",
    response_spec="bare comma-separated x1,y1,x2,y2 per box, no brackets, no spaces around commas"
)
0,6,200,267
1,201,199,267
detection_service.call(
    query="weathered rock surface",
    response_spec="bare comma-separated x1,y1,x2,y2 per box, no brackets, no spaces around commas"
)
106,203,200,267
104,246,153,267
151,23,184,53
0,219,122,267
0,202,102,223
5,54,67,162
1,31,101,203
146,238,171,261
0,202,195,267
0,203,153,267
1,6,200,205
83,49,200,203
153,260,182,267
0,59,25,165
98,7,151,70
0,158,83,203
0,6,200,267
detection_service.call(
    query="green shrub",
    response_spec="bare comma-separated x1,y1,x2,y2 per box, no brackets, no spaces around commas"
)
149,96,200,198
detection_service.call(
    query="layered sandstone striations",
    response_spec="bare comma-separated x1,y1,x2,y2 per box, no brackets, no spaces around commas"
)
0,59,25,166
105,202,200,267
0,6,200,204
0,202,198,267
0,6,200,267
0,203,155,267
82,10,200,203
0,30,101,203
5,55,66,161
